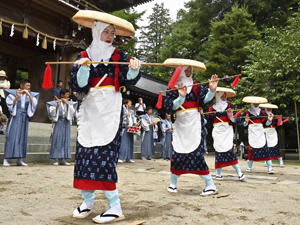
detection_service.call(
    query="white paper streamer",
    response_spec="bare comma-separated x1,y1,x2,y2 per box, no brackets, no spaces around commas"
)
36,33,40,46
10,24,14,37
53,39,56,50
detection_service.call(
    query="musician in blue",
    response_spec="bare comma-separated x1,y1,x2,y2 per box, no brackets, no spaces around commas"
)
47,88,77,166
3,79,39,167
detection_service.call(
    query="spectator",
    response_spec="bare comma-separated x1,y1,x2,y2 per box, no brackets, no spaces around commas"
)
135,97,146,116
161,113,173,160
140,106,157,160
119,99,136,163
53,80,63,100
0,70,11,117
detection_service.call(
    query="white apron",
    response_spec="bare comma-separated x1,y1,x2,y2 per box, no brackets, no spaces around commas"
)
212,122,233,152
248,123,266,148
77,87,122,147
172,109,201,154
265,128,278,147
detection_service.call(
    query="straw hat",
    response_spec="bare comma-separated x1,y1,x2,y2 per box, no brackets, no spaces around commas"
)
0,70,6,77
216,87,236,97
163,58,206,71
242,96,268,104
72,10,135,37
259,103,278,109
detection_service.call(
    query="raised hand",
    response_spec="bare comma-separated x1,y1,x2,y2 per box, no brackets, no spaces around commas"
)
227,108,233,118
178,83,187,98
209,74,219,92
75,58,92,67
268,112,273,122
245,114,250,123
16,89,22,97
129,58,141,70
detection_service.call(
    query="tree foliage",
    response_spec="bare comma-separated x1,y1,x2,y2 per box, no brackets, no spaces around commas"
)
112,8,144,57
236,9,300,115
204,4,260,77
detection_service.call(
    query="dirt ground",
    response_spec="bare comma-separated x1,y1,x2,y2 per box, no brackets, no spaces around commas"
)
1,156,300,225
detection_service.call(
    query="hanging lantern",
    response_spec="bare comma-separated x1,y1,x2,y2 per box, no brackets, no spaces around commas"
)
22,25,28,39
0,20,2,36
42,36,47,49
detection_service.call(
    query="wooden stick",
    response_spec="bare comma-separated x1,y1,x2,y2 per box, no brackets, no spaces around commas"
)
159,74,240,93
239,115,290,119
45,61,170,67
202,109,244,115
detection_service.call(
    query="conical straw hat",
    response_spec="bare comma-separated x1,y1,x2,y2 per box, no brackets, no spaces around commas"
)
0,70,6,77
216,87,236,97
72,10,135,37
242,96,268,104
259,103,278,109
163,58,206,71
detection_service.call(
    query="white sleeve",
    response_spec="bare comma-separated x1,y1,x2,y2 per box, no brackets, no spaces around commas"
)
141,118,150,131
49,106,59,122
66,104,75,122
161,122,167,133
6,94,17,116
27,96,38,118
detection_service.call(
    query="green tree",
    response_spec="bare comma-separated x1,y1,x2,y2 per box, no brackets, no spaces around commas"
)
138,3,172,68
237,9,300,113
204,4,260,77
112,8,144,57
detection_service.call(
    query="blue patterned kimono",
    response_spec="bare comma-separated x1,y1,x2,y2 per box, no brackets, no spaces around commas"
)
119,106,136,161
243,110,272,161
163,84,213,175
4,90,39,159
208,103,238,169
70,49,140,190
47,100,77,159
161,119,173,160
264,111,282,159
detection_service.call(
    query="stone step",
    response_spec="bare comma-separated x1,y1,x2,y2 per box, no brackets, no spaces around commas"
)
284,153,299,160
0,152,162,163
0,143,77,153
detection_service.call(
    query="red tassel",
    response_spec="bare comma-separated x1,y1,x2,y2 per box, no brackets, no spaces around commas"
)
168,65,183,89
231,74,241,88
42,64,53,89
277,116,282,126
283,117,290,123
233,110,243,119
155,92,163,109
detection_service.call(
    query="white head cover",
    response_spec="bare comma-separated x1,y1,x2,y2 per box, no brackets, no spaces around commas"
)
175,66,193,94
249,103,261,116
213,91,228,111
86,21,116,66
265,108,272,116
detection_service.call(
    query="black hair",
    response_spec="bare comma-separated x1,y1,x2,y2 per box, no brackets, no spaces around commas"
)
124,99,132,105
60,88,69,96
146,106,153,111
20,79,30,85
57,80,63,84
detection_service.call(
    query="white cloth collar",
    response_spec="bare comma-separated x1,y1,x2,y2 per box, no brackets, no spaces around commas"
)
249,104,261,116
175,66,193,94
86,21,116,67
213,91,228,111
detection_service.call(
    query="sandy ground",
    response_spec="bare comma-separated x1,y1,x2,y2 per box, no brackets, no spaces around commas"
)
1,156,300,225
